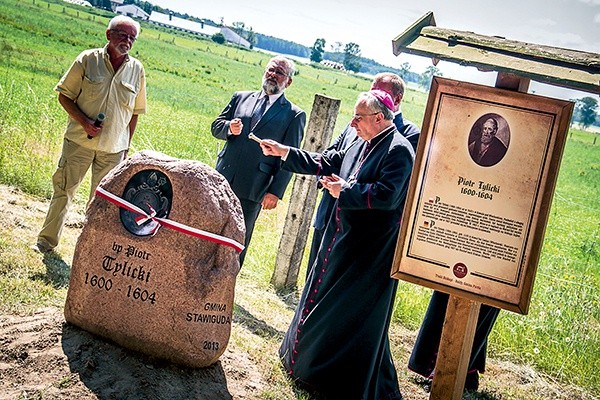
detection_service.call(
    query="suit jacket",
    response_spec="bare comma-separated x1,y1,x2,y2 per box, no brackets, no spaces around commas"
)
394,113,420,152
211,91,305,203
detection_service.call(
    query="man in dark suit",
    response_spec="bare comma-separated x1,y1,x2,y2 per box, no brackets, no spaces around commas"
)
306,73,420,274
211,56,306,266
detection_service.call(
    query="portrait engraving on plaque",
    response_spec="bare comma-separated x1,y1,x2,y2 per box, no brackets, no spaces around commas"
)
467,113,510,167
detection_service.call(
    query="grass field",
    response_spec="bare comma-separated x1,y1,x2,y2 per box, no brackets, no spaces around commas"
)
0,0,598,398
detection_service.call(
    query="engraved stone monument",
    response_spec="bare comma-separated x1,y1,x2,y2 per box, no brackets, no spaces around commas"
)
64,150,245,367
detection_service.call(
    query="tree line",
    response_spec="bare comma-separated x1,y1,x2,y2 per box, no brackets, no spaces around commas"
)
223,30,599,129
252,35,441,89
96,1,438,88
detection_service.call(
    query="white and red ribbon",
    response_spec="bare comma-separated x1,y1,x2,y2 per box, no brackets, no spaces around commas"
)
95,186,244,253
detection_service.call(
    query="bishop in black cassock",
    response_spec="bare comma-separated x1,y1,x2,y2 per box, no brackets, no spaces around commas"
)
260,90,414,399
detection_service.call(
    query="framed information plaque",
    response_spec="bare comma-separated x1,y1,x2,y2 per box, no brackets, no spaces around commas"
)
391,77,574,314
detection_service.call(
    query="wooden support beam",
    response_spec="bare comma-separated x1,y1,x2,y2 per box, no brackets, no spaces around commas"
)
430,296,480,400
495,72,530,92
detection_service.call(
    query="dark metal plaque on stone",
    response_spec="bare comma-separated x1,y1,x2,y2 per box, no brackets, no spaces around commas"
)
120,169,173,236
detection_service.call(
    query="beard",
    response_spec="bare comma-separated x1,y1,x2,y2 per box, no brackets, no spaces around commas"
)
480,134,493,144
262,77,284,95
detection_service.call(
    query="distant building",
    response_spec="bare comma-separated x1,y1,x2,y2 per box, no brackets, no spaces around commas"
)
63,0,92,6
320,60,346,71
219,27,251,48
115,4,149,20
148,11,251,48
109,0,123,12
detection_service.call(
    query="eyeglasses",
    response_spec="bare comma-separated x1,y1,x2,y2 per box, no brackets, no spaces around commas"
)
265,66,288,77
111,29,137,42
352,112,379,122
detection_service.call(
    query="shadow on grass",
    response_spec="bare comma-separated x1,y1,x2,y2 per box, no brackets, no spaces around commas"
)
233,303,285,340
30,251,71,288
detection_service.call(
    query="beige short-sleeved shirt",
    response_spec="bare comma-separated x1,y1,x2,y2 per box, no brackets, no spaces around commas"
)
55,45,146,153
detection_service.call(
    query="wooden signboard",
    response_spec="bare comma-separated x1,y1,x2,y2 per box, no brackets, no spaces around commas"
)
391,77,573,314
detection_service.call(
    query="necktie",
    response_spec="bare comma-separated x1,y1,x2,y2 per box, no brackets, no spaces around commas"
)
250,96,268,130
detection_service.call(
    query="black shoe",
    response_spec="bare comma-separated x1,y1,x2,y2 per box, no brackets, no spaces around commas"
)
464,371,479,392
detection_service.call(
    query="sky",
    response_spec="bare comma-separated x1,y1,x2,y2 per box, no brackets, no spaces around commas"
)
148,0,600,101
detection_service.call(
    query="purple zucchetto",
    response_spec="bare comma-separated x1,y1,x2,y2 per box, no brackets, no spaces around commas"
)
369,89,395,112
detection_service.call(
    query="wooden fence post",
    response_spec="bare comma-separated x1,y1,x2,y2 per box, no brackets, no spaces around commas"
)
270,94,340,289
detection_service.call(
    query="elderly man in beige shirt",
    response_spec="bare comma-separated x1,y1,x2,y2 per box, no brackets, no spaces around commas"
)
34,15,146,253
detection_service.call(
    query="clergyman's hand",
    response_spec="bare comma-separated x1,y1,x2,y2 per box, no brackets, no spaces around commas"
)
319,174,348,199
260,139,289,158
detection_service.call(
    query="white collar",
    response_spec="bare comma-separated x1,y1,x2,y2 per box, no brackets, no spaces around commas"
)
260,91,284,104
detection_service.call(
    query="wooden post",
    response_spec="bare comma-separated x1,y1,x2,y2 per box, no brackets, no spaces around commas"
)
271,94,340,289
430,71,530,399
495,72,531,93
430,296,480,399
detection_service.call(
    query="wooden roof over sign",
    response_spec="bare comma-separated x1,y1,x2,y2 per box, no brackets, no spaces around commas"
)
392,12,600,94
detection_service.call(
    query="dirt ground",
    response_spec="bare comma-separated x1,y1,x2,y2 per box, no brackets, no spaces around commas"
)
0,185,596,400
1,307,594,400
0,307,266,400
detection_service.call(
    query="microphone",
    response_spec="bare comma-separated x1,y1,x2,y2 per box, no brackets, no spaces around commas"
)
88,112,106,139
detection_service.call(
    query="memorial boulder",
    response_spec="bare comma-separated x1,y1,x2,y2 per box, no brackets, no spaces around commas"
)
64,150,245,368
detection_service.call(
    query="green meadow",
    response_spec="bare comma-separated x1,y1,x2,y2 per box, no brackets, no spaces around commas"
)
0,0,598,397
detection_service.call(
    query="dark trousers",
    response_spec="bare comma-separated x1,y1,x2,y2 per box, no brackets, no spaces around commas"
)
408,290,500,377
239,198,262,266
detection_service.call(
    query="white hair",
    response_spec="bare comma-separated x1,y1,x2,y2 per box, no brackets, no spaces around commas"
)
268,56,296,77
357,92,394,120
108,15,140,35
